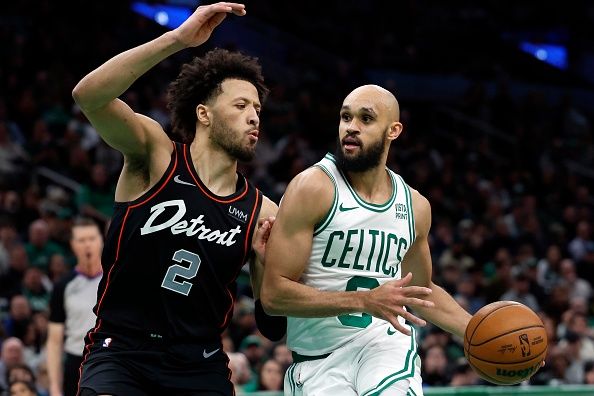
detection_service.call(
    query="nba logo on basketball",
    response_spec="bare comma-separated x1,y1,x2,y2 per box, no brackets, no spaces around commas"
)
102,338,112,348
519,334,531,357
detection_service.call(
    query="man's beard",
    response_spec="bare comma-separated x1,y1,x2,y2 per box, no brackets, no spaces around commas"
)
210,119,255,162
334,135,385,173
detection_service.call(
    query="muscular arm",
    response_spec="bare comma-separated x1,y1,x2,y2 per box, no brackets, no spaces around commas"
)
72,31,182,159
72,3,246,201
261,167,433,335
402,190,472,338
261,167,367,316
46,322,65,396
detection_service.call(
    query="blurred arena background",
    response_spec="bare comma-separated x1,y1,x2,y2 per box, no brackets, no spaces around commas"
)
1,0,594,395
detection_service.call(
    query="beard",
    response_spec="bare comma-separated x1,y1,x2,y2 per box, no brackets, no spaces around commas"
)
334,135,386,173
209,118,256,162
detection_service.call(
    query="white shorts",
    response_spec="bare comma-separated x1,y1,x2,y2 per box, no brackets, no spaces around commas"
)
284,323,423,396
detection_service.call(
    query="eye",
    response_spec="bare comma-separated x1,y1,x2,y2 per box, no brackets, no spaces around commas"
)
362,115,373,123
235,103,246,110
341,113,351,122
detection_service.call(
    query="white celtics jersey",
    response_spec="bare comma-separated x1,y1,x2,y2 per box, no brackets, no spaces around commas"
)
287,153,416,355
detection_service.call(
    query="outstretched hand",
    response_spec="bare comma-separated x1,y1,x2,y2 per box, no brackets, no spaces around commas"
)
173,2,246,48
252,216,276,262
365,272,435,336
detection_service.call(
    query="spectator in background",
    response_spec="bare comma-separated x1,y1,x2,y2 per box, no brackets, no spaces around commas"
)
0,337,26,391
537,244,563,293
74,163,115,228
0,246,29,300
500,272,540,312
421,345,450,386
46,218,103,396
0,122,29,190
228,351,252,394
483,248,514,303
24,220,64,274
2,295,31,340
569,221,593,262
558,259,592,301
271,343,293,372
449,360,479,386
239,334,266,390
8,380,37,396
47,254,68,284
255,358,284,392
5,363,35,386
21,268,51,313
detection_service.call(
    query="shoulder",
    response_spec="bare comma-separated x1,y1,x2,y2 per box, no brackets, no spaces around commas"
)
278,166,335,225
286,166,335,198
409,188,431,237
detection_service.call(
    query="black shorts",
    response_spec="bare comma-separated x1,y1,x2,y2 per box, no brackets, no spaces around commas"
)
78,330,233,396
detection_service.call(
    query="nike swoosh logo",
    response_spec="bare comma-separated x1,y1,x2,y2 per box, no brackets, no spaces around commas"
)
339,203,358,212
174,175,195,186
203,348,220,359
387,327,396,335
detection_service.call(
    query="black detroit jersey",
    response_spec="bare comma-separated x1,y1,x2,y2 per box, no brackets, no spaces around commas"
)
91,142,262,342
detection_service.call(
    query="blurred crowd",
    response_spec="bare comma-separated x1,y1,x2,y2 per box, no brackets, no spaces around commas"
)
1,1,594,395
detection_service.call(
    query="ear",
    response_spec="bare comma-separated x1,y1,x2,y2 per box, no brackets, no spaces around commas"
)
387,122,403,141
196,104,210,126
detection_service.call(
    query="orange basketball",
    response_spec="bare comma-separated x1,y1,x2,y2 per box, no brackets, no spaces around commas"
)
464,301,548,385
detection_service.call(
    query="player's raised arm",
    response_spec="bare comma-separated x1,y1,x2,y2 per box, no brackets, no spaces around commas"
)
401,189,472,338
71,2,246,158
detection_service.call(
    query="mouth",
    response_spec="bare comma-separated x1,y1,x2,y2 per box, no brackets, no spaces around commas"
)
342,136,361,151
247,129,259,142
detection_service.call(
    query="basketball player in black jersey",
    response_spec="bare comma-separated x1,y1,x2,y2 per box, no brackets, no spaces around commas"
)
71,3,279,395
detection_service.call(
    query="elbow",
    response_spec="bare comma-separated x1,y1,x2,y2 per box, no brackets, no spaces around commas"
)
260,287,282,316
71,82,87,108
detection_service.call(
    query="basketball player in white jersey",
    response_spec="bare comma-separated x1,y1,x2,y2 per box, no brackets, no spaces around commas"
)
261,85,472,395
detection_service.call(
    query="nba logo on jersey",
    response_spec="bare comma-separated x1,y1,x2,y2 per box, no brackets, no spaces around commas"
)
102,338,112,348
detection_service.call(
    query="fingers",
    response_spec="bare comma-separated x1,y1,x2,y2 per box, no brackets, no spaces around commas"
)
198,3,246,20
257,216,276,227
401,286,433,298
394,271,412,286
400,297,435,309
213,2,246,16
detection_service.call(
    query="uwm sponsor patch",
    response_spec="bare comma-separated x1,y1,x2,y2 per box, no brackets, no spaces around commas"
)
140,200,242,246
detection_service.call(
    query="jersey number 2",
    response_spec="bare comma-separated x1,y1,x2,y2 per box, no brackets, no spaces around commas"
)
161,249,201,296
338,276,380,328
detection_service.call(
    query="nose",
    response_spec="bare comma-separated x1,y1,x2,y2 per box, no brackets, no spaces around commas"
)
247,106,259,128
345,119,360,134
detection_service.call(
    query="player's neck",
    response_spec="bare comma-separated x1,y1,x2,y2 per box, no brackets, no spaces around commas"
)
345,166,392,204
189,138,239,196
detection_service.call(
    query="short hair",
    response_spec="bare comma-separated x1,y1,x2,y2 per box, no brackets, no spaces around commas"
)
167,48,269,143
70,217,101,239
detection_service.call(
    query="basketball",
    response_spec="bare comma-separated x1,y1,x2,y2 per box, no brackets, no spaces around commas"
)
464,301,548,385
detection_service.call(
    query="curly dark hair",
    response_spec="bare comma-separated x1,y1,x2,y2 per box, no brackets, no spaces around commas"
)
166,48,269,143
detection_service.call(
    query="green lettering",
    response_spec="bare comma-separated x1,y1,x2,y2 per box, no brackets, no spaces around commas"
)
382,233,399,276
321,231,344,267
338,229,358,268
352,229,365,270
366,230,380,270
396,238,408,262
374,231,386,272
